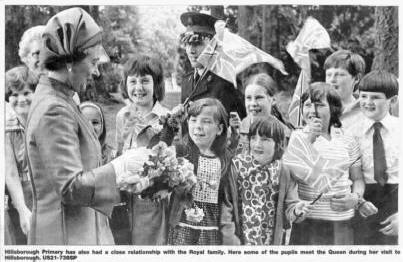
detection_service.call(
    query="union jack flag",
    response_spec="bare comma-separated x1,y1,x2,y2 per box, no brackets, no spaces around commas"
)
197,20,287,88
283,131,347,194
287,17,331,128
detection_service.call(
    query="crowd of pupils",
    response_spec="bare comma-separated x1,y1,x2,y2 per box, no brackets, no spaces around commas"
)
5,25,399,246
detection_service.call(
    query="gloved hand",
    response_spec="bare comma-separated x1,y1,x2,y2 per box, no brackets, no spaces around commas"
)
111,147,151,185
118,173,151,194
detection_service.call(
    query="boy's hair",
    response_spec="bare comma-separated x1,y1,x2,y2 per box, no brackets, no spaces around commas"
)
358,70,398,99
120,55,165,103
79,101,107,146
248,115,285,161
324,50,366,91
5,66,38,102
246,73,278,96
187,98,228,158
301,82,343,132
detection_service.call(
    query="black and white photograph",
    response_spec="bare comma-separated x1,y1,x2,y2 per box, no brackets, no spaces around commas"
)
1,0,401,261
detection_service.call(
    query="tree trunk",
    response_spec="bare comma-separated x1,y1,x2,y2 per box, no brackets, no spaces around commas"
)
371,6,398,76
262,6,279,57
238,6,254,42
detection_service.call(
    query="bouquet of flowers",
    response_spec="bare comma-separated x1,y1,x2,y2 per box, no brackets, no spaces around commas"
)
118,141,197,200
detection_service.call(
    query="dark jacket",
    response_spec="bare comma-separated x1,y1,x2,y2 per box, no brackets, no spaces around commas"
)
181,70,246,119
26,76,119,245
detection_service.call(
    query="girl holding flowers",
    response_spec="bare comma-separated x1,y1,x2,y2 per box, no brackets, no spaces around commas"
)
168,98,232,245
115,54,170,245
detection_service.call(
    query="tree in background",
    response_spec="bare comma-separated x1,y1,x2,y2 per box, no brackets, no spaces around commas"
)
5,5,397,106
93,6,141,102
371,6,398,75
176,5,398,120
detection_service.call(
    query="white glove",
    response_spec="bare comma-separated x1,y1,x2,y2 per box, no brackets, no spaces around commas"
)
117,173,152,194
111,147,151,186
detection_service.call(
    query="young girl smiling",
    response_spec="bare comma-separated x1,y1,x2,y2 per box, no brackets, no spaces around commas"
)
115,55,170,245
168,98,231,245
221,116,311,245
286,82,364,245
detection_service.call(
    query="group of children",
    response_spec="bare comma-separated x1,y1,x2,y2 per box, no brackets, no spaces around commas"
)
5,49,399,246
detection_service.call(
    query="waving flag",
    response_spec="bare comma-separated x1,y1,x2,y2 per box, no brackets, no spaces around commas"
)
287,17,331,127
283,131,347,193
197,20,288,88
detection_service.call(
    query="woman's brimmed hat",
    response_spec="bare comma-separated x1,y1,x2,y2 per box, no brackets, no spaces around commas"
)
41,7,109,63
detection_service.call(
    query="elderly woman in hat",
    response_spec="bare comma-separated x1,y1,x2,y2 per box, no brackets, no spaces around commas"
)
25,7,143,245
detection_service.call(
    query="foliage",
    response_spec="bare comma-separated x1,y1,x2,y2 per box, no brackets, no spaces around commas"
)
136,6,187,76
184,5,377,94
5,5,395,106
99,6,140,63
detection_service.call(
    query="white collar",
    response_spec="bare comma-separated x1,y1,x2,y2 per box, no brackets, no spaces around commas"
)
363,113,395,134
151,101,169,117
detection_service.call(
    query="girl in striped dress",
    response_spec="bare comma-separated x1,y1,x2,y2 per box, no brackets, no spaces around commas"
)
168,98,231,245
288,82,365,245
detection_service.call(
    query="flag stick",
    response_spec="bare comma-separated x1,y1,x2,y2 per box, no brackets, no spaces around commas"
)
297,72,304,127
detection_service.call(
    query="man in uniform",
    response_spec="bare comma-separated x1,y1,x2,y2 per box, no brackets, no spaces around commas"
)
179,11,246,119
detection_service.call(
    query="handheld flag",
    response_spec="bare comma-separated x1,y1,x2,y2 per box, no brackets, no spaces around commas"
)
197,20,288,88
287,17,331,127
283,131,347,194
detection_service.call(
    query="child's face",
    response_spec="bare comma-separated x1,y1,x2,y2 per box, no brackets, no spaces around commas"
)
302,96,331,132
325,67,356,103
245,84,273,117
250,134,275,165
8,86,33,117
359,91,392,121
81,107,103,138
126,74,154,107
188,106,223,153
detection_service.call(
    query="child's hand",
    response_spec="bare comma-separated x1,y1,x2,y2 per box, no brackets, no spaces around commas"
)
302,117,322,143
229,112,241,130
330,192,359,211
171,102,192,121
294,201,313,221
122,111,140,138
379,213,398,236
358,201,378,218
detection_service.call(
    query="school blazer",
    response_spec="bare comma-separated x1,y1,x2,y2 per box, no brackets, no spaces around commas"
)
25,76,119,245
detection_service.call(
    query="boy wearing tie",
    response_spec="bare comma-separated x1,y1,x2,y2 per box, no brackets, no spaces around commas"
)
350,70,399,245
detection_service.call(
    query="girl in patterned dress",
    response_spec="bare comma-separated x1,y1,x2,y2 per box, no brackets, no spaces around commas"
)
168,98,231,245
221,116,312,245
